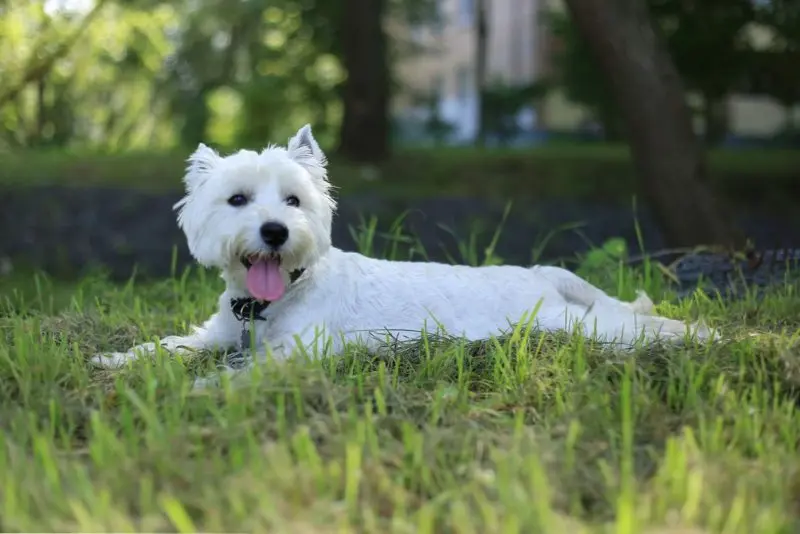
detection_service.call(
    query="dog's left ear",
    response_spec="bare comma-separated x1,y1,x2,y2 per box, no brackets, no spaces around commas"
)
287,124,328,178
184,143,221,192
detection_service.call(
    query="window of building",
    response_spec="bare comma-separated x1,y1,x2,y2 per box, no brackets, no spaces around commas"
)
459,0,474,27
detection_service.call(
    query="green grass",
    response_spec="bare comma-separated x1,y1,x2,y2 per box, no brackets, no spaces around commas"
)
2,230,800,532
2,144,799,203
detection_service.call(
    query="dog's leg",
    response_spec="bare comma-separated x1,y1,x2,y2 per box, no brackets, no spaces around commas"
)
533,265,655,314
533,266,719,344
189,328,341,391
544,301,717,348
91,335,205,369
91,312,238,369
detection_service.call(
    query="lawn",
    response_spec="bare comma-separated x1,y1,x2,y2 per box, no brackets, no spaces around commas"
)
1,144,799,203
2,241,800,532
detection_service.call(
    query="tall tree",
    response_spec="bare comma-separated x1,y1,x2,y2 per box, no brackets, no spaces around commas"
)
338,0,390,163
562,0,744,249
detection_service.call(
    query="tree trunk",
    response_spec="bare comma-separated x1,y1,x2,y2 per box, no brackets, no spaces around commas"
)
475,0,489,147
338,0,390,163
563,0,745,249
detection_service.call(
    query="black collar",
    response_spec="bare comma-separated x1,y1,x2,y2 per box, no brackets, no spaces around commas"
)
230,268,305,322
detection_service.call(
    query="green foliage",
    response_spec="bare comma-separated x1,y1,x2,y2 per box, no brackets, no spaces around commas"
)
481,81,550,146
651,0,755,143
2,0,799,153
150,0,347,148
418,94,456,145
0,1,178,150
650,0,755,101
546,0,800,143
575,237,628,283
756,0,800,50
0,0,439,152
749,1,800,132
231,4,346,148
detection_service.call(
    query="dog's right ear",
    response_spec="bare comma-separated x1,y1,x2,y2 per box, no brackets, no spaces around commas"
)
287,124,328,181
183,143,220,192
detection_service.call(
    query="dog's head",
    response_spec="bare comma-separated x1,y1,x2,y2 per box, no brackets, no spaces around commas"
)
174,124,336,301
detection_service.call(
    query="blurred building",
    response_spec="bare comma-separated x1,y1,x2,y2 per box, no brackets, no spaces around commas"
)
391,0,799,146
392,0,556,144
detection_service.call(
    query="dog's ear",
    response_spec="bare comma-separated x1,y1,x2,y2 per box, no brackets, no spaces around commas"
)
287,124,328,179
184,143,221,192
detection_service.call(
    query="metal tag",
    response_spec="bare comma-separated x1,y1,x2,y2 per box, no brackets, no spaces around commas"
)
240,324,252,351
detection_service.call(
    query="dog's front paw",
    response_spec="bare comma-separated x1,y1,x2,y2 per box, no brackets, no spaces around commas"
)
90,342,158,369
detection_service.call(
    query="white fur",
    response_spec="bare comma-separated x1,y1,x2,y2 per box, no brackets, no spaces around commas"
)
92,125,718,371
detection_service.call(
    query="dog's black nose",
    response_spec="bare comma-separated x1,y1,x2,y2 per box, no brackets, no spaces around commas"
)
260,221,289,248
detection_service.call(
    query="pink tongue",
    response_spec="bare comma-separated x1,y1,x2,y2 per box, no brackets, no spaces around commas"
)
245,258,286,301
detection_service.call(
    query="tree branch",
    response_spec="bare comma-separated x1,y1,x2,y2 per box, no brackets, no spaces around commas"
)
0,0,109,108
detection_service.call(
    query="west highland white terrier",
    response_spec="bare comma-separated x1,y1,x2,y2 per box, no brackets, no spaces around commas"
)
93,125,717,371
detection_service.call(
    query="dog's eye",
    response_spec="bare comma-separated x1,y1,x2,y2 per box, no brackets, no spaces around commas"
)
227,194,248,207
285,195,300,207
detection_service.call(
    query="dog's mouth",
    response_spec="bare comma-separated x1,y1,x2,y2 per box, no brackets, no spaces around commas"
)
240,251,286,302
240,251,281,270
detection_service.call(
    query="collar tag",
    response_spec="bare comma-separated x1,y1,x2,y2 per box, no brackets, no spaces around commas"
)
240,324,252,351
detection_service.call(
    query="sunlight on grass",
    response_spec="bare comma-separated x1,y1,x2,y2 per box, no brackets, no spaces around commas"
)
1,222,799,532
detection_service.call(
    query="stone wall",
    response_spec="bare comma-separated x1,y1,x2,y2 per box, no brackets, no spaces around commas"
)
2,186,798,283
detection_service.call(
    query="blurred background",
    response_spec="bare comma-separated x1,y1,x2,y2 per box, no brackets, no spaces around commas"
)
0,0,798,284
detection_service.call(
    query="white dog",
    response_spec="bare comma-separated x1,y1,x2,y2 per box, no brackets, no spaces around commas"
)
92,125,716,370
